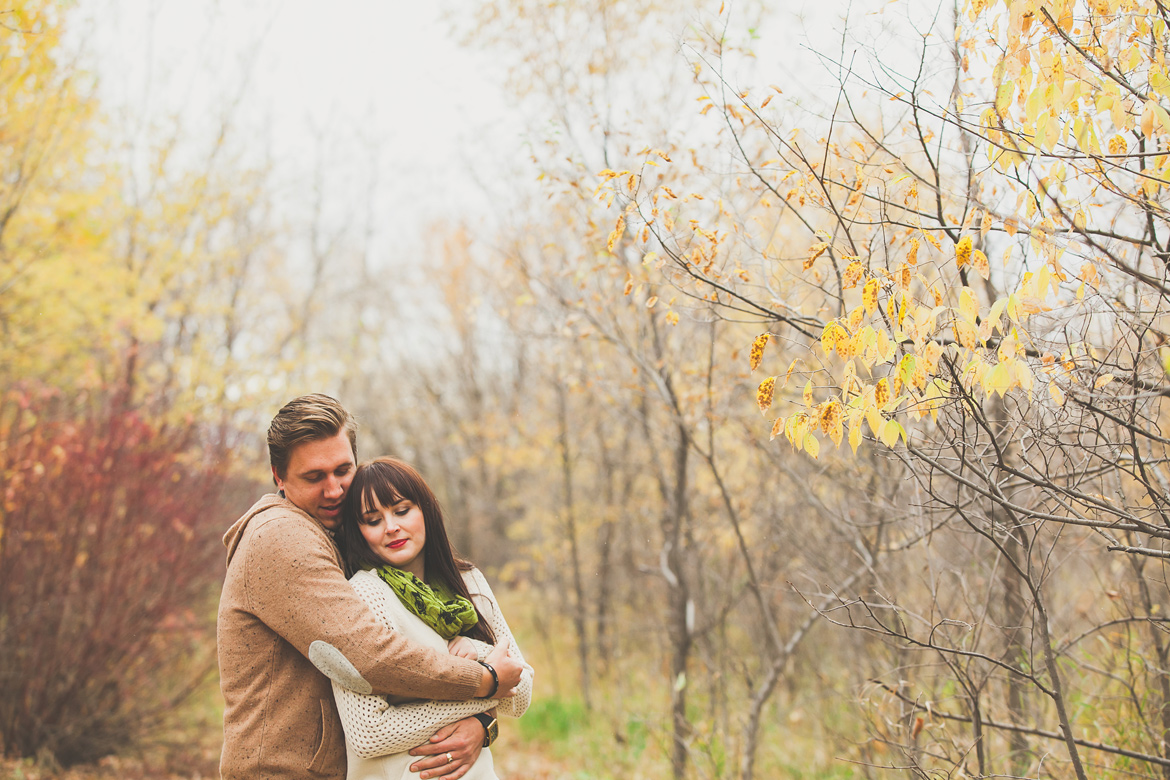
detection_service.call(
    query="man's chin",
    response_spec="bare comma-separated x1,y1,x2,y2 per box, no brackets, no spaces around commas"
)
316,509,342,530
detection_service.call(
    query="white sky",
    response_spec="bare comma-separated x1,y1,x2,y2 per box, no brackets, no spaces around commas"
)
69,0,521,261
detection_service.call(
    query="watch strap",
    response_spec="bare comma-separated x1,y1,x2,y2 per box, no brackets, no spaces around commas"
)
473,712,498,747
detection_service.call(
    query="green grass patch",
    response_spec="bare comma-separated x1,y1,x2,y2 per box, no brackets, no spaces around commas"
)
517,697,588,742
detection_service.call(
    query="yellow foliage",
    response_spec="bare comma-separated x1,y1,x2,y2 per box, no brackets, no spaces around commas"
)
805,241,829,269
843,261,866,288
862,278,880,315
749,333,770,371
955,236,972,268
757,376,776,412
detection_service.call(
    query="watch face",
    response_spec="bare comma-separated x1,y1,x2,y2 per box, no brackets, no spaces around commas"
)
483,717,499,746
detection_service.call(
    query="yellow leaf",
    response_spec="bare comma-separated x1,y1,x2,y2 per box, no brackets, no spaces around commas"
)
749,333,769,371
849,305,864,332
1143,98,1158,138
971,249,989,279
1095,373,1115,389
804,432,820,459
879,419,900,448
803,378,814,407
959,287,979,324
866,403,884,436
849,420,862,453
1015,360,1034,397
1049,382,1066,406
607,215,625,252
985,362,1012,397
862,278,880,315
877,329,895,363
757,376,776,412
818,402,832,434
785,358,800,386
842,261,865,289
821,322,847,356
955,235,972,268
907,237,920,265
875,377,891,407
770,416,784,441
805,241,829,270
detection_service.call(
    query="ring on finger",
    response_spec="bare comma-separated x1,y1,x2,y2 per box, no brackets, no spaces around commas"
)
446,752,454,764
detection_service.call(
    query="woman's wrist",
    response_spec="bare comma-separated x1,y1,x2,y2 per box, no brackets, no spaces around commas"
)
475,660,499,698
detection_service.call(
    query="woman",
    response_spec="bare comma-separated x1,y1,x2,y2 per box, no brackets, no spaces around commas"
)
332,457,533,780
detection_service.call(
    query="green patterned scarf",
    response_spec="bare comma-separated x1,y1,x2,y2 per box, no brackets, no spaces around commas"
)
373,565,479,640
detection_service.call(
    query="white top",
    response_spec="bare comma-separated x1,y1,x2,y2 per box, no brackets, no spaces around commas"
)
333,567,534,780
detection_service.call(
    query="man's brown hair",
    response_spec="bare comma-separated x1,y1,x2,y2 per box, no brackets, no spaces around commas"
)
267,393,358,481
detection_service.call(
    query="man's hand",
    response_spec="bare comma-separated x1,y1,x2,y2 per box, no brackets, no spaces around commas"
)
407,716,485,780
447,636,477,659
473,641,523,698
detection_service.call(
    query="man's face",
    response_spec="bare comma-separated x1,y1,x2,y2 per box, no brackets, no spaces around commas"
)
273,430,355,530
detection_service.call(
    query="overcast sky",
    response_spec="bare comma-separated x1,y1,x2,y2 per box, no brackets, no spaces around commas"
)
69,0,521,261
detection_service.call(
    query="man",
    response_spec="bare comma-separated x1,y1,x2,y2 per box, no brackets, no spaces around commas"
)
218,394,520,780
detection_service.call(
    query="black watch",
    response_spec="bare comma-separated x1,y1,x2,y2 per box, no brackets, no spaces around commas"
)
473,712,498,747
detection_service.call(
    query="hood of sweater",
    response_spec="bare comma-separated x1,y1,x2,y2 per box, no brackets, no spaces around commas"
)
223,493,320,566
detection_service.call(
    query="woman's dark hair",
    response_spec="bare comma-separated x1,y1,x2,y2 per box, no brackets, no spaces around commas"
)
339,457,495,644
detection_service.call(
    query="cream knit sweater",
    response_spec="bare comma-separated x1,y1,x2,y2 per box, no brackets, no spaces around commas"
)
333,568,534,780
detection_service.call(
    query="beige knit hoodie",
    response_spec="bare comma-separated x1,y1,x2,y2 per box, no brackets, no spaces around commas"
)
217,494,483,780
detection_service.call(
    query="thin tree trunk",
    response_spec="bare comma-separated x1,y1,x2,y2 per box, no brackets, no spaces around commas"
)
557,385,591,710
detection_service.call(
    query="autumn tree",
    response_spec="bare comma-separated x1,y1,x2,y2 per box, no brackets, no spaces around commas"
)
584,0,1170,777
0,2,315,764
444,4,920,779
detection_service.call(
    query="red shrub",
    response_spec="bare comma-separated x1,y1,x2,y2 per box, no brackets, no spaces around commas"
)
0,388,251,765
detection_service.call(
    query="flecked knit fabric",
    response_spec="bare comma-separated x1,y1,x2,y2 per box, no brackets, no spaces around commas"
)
333,567,534,779
217,494,486,780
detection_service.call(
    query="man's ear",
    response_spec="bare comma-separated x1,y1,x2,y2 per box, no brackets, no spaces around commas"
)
272,465,283,489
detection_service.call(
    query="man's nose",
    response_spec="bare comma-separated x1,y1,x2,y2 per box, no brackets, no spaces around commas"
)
324,476,344,499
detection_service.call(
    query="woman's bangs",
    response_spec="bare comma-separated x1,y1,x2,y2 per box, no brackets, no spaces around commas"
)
362,464,406,513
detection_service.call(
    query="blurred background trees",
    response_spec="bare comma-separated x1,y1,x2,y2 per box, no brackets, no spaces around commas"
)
7,0,1170,779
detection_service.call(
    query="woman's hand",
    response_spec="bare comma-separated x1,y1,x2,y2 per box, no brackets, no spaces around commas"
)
447,636,477,659
408,716,485,780
483,641,524,698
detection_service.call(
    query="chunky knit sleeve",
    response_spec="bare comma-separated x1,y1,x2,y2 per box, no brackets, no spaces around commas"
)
332,572,497,758
332,681,496,758
465,568,534,719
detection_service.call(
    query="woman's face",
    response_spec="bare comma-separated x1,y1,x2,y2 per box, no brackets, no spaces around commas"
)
359,492,427,580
